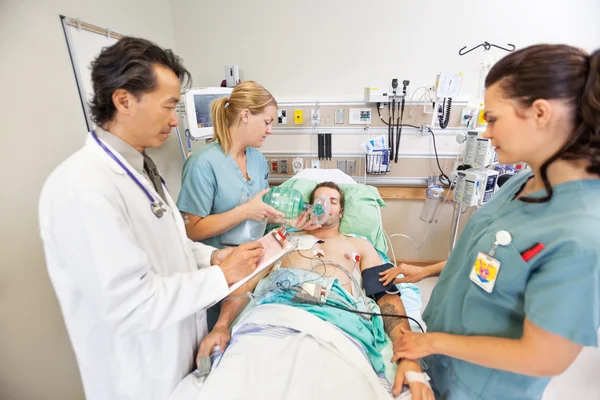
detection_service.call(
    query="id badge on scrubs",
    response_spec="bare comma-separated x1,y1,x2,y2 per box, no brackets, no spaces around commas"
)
470,252,501,293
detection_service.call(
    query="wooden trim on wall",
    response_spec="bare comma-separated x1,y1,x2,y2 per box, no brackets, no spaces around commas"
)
376,186,453,201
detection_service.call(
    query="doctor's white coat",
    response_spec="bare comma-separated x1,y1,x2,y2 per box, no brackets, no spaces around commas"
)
38,135,230,400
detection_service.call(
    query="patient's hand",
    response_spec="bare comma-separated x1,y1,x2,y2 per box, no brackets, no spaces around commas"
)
394,359,434,400
287,211,321,231
197,326,231,368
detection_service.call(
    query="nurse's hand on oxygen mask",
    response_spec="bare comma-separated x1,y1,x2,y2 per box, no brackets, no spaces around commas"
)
218,241,264,285
242,189,285,222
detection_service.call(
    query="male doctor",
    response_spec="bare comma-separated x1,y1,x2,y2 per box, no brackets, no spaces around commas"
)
38,37,263,400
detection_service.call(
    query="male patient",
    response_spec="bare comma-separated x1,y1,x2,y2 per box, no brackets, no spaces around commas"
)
196,182,433,400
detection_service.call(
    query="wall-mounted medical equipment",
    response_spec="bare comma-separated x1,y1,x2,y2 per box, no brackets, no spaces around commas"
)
183,87,233,139
365,78,411,163
453,168,499,207
391,79,410,163
318,133,332,160
364,86,392,103
363,135,390,175
460,131,494,167
224,65,240,87
292,157,304,173
474,137,494,167
420,176,445,223
348,108,372,125
432,72,462,129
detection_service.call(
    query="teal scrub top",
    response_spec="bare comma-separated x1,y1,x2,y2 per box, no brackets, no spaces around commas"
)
423,170,600,400
177,142,269,249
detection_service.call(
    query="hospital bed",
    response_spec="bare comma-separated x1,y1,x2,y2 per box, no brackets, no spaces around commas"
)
170,169,425,400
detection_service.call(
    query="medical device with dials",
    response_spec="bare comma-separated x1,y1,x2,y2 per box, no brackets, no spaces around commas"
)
432,72,463,129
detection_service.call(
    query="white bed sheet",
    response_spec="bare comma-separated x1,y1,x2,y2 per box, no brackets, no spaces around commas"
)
170,304,413,400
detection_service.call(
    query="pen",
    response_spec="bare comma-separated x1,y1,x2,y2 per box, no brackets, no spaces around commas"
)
521,243,545,262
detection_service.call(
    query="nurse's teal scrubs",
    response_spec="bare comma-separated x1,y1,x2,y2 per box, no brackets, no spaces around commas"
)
177,141,270,249
423,170,600,400
177,142,270,329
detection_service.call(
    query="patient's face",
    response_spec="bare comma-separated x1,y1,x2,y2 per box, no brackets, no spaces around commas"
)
314,187,343,228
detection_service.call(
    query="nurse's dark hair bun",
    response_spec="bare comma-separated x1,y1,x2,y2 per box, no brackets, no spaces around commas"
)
486,44,600,203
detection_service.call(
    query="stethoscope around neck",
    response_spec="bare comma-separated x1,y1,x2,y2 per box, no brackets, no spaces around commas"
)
91,130,168,218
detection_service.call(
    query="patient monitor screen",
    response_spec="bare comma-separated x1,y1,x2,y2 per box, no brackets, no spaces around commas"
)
193,94,227,128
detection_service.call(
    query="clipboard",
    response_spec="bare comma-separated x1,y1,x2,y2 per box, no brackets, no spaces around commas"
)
225,230,296,295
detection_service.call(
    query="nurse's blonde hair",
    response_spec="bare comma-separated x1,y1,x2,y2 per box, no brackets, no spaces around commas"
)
211,81,277,153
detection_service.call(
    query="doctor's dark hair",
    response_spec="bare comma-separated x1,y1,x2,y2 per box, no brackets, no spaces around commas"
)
210,81,277,153
485,44,600,203
310,182,345,213
89,37,191,126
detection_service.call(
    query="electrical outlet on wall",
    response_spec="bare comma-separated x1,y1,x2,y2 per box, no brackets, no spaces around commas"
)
280,159,288,174
311,159,320,169
347,160,356,174
294,109,303,124
337,160,347,173
270,159,279,173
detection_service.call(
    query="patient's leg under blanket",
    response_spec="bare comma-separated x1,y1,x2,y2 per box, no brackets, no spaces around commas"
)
197,331,379,399
170,304,411,400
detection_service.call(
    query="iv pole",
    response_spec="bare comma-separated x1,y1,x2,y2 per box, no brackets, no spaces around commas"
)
450,203,463,254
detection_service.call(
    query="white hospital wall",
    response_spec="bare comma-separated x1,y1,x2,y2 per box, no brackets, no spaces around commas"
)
0,1,180,399
170,0,600,102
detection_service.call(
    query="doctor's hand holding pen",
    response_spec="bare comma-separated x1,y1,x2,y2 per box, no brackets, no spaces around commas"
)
379,261,446,286
215,241,265,285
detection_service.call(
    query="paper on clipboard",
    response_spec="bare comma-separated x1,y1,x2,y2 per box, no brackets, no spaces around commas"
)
225,230,296,295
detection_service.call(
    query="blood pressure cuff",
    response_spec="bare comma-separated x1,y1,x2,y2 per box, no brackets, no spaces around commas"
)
362,263,400,302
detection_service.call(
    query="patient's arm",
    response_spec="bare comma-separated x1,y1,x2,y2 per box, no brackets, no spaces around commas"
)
197,267,273,363
356,239,432,399
213,263,275,329
354,238,411,338
196,286,250,364
215,286,251,329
